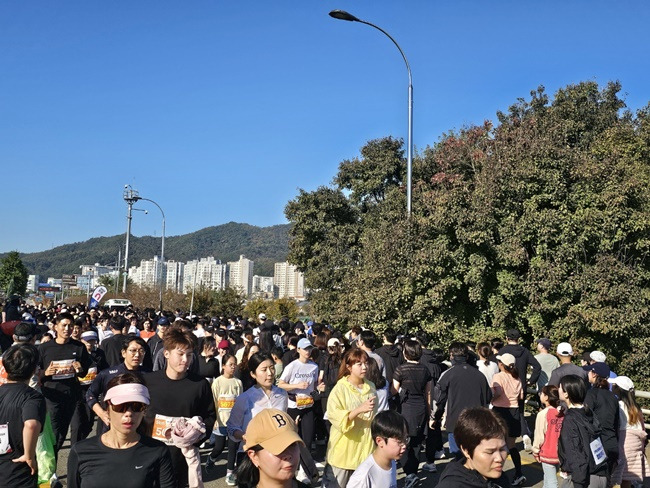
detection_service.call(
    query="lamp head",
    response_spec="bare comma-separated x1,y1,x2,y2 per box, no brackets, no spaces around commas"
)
329,10,360,22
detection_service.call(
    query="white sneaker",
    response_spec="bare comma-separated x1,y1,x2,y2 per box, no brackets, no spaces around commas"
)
422,462,437,472
522,434,533,452
434,449,446,459
225,473,237,486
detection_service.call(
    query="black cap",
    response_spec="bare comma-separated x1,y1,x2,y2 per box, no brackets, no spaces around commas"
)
506,329,521,340
13,322,36,341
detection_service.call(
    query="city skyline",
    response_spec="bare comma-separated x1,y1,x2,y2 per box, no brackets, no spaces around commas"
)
3,1,650,253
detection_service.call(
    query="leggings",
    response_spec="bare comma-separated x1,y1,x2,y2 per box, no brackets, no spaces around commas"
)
288,407,314,450
45,395,77,461
209,435,238,471
400,433,424,475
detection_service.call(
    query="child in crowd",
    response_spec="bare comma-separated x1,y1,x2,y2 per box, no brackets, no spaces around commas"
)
533,385,563,488
206,354,242,486
347,410,408,488
271,347,284,381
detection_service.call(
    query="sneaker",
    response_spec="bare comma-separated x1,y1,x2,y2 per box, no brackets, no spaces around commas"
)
511,474,526,486
522,434,533,452
422,462,437,472
403,473,420,488
50,480,63,488
434,449,446,459
225,473,237,486
204,455,216,474
200,440,214,449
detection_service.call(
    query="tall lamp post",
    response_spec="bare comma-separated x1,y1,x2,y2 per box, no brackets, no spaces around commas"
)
329,9,414,217
122,186,166,312
137,197,166,313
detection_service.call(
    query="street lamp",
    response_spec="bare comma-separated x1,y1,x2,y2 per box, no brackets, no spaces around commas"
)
329,9,414,217
137,197,166,313
122,186,166,312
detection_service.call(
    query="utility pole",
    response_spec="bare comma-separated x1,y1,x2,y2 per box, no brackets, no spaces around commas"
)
123,185,140,293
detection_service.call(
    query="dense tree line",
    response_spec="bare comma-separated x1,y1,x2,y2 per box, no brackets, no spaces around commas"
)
286,81,650,388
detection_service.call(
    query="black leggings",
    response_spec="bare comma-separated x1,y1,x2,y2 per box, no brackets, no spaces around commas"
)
287,407,314,450
400,433,425,475
209,435,238,471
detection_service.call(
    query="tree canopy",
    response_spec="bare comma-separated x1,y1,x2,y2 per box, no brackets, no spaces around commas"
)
0,251,29,296
285,81,650,388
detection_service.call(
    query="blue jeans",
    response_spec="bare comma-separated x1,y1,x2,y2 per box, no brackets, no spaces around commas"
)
447,432,460,454
542,462,558,488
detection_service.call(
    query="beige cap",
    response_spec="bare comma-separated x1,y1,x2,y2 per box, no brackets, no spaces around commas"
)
243,409,305,455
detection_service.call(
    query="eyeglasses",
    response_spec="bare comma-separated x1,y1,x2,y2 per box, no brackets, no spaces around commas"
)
126,348,146,356
111,402,147,413
385,436,410,447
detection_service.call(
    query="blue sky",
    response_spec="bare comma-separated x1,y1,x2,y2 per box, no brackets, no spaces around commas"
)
2,1,649,254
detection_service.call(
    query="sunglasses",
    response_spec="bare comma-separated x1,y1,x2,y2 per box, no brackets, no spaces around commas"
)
110,402,147,413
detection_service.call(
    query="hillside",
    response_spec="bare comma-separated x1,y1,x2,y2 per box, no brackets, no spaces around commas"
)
5,222,290,278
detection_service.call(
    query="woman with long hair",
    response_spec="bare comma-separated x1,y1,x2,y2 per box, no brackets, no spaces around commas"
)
610,376,650,488
68,373,175,488
476,342,499,385
321,348,377,488
491,352,525,486
391,339,432,482
558,375,608,488
227,352,288,482
236,342,260,391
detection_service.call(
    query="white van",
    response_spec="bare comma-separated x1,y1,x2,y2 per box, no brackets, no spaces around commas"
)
104,298,132,310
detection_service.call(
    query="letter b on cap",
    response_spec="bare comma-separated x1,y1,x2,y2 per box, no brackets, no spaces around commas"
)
272,414,287,428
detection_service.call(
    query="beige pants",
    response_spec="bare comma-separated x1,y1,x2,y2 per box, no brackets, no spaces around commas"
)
320,464,353,488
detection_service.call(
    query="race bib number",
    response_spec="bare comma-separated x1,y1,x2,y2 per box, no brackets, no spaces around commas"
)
0,424,12,454
51,359,75,380
590,437,608,465
296,394,314,410
218,395,236,411
152,414,175,446
78,366,97,386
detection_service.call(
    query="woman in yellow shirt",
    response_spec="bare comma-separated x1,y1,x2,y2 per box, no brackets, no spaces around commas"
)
321,348,377,488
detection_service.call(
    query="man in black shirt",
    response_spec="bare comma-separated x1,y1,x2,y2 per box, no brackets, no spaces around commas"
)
0,343,46,488
147,316,170,360
39,312,91,458
99,316,127,367
143,328,215,488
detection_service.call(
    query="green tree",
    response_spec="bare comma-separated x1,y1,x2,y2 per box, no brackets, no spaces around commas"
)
267,297,300,322
210,287,245,317
243,298,270,320
286,81,650,389
0,251,29,296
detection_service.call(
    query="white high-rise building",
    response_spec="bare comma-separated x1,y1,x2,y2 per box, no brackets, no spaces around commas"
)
273,262,305,299
129,256,164,288
183,257,227,293
228,255,254,297
27,275,39,293
253,275,274,294
165,260,185,293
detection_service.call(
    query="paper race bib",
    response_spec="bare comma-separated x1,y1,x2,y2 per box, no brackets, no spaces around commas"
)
590,437,608,465
296,394,314,410
51,359,75,380
0,358,7,385
218,395,236,411
0,424,12,454
151,414,175,446
78,366,97,386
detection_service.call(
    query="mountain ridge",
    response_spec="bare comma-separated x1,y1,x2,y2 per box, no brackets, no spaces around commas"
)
2,222,291,278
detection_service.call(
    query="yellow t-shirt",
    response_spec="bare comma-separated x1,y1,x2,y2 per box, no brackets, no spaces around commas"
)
211,375,243,429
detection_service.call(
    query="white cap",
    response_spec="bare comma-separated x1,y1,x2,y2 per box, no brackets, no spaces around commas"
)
556,342,573,356
258,313,267,320
496,353,516,367
590,350,606,363
608,376,634,391
327,338,341,348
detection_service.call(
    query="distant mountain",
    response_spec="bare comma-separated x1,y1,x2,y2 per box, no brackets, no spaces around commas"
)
5,222,291,278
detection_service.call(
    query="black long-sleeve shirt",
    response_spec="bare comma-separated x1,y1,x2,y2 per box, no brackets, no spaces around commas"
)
39,339,91,399
67,434,175,488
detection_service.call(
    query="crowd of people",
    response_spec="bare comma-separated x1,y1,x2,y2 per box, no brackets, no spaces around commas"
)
0,297,648,488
